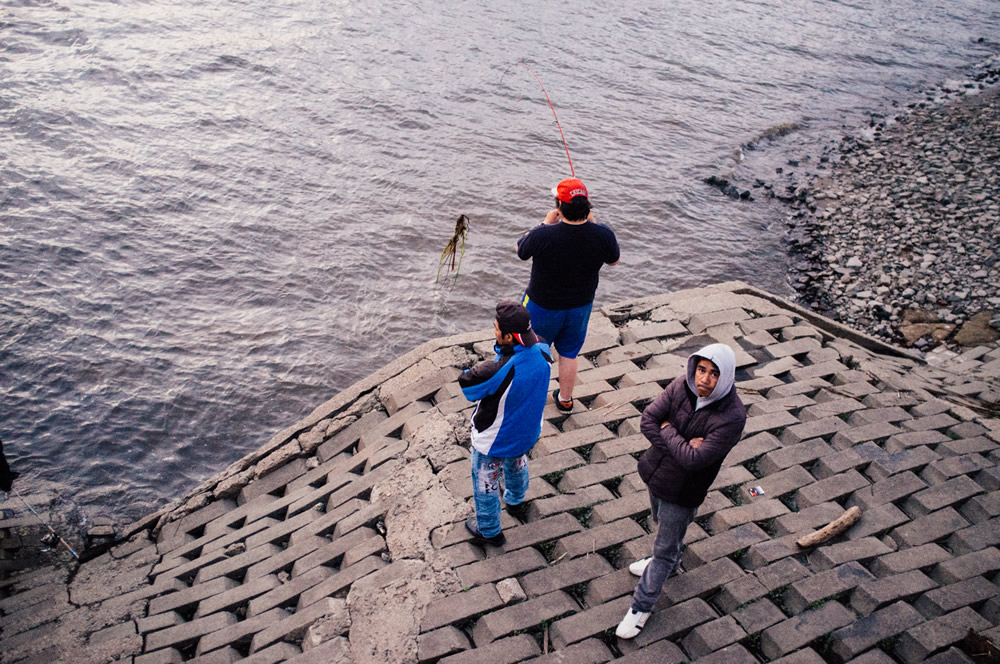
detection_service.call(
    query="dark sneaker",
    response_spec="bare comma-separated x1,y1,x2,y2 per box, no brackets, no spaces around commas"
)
506,501,531,523
553,388,574,412
465,517,506,547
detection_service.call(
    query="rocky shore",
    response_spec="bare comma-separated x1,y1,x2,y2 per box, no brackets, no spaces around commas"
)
779,54,1000,353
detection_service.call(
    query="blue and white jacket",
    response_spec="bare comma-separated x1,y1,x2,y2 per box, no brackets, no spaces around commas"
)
459,341,552,457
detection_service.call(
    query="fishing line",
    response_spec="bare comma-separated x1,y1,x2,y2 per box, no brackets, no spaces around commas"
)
9,487,79,559
504,62,577,177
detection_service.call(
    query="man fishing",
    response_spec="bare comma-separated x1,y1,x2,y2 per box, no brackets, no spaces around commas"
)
0,439,18,493
616,343,747,639
516,177,619,412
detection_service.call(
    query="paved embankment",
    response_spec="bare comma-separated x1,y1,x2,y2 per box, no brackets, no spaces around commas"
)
2,282,1000,663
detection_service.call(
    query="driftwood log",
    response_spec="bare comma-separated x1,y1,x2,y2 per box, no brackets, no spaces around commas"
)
796,506,862,548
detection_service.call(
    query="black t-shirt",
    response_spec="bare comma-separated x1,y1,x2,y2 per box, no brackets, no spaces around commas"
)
517,221,620,310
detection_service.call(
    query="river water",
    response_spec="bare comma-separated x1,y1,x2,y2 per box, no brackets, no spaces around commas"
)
2,0,997,524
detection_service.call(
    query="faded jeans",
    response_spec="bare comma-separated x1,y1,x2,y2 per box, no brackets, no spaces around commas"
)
470,449,530,538
631,490,698,612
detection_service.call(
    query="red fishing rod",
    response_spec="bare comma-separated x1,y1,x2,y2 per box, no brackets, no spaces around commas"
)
511,62,576,177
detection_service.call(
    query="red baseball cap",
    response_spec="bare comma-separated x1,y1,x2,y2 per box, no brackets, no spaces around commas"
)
551,178,588,203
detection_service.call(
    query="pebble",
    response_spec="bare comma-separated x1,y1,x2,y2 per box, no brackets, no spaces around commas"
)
774,53,1000,351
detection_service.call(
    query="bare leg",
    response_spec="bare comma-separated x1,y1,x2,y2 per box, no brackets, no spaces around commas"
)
558,355,578,401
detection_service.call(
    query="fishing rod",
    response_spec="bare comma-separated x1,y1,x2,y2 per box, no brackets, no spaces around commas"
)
9,487,79,559
508,62,577,177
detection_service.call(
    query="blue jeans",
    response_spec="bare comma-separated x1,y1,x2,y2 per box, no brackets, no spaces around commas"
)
470,449,530,538
631,490,698,612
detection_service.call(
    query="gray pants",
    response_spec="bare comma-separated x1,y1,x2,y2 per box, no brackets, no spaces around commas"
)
631,490,698,612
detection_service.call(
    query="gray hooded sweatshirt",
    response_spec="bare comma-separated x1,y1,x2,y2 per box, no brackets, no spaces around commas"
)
637,343,747,508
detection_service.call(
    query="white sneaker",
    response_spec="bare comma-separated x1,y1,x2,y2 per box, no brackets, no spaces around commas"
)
615,608,650,639
628,557,651,577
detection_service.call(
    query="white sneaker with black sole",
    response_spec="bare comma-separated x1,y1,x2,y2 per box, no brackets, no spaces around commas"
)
615,608,650,639
628,557,651,576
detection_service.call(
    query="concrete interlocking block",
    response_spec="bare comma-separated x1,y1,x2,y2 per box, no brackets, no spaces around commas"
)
158,499,237,544
914,575,1000,618
848,406,912,426
519,554,612,598
708,498,789,532
773,501,845,537
752,557,810,593
503,513,583,552
689,308,750,333
884,430,950,453
531,425,615,457
724,431,783,468
868,542,951,578
960,491,1000,524
764,337,822,360
742,465,816,504
530,449,587,479
780,416,848,445
589,382,663,411
417,626,470,663
595,340,663,368
796,469,871,509
894,607,992,664
766,377,830,399
545,595,631,650
194,607,290,656
851,569,937,616
812,443,883,479
148,576,240,617
902,413,961,433
248,564,333,617
931,546,1000,584
590,434,647,463
750,357,804,381
139,611,185,636
551,518,645,560
743,410,801,437
846,503,910,540
785,561,875,614
797,397,866,423
890,508,970,548
760,600,855,660
758,439,833,476
472,590,578,646
715,575,768,613
788,360,851,382
682,523,769,568
681,614,746,659
902,475,983,518
420,583,503,633
621,320,688,344
527,484,614,521
847,471,927,511
525,638,612,664
556,455,636,492
745,534,802,569
250,597,348,654
457,548,547,588
831,422,903,450
382,366,461,415
194,543,282,585
866,446,942,482
709,464,755,491
830,600,925,662
437,633,540,664
297,555,386,610
733,597,786,634
769,647,827,664
938,436,999,458
808,537,894,572
316,410,388,461
662,556,744,604
195,573,281,618
145,611,238,653
283,528,376,579
621,597,718,650
561,402,641,432
590,490,650,525
949,516,1000,555
921,454,993,486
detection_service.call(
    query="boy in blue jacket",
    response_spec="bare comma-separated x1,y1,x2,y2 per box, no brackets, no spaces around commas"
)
459,300,552,546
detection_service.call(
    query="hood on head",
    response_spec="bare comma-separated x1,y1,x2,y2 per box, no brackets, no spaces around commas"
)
685,343,736,410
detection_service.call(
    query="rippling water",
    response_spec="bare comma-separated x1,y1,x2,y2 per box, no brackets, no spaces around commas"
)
1,0,997,522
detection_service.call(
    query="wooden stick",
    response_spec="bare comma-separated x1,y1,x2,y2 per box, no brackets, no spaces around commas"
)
796,506,861,548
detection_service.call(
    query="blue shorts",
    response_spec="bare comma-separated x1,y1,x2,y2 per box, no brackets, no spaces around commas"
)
522,296,592,359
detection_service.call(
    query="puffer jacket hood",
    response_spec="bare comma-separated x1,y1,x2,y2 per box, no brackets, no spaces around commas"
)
685,343,736,411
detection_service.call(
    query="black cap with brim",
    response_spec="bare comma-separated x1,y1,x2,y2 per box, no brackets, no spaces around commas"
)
496,300,539,346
